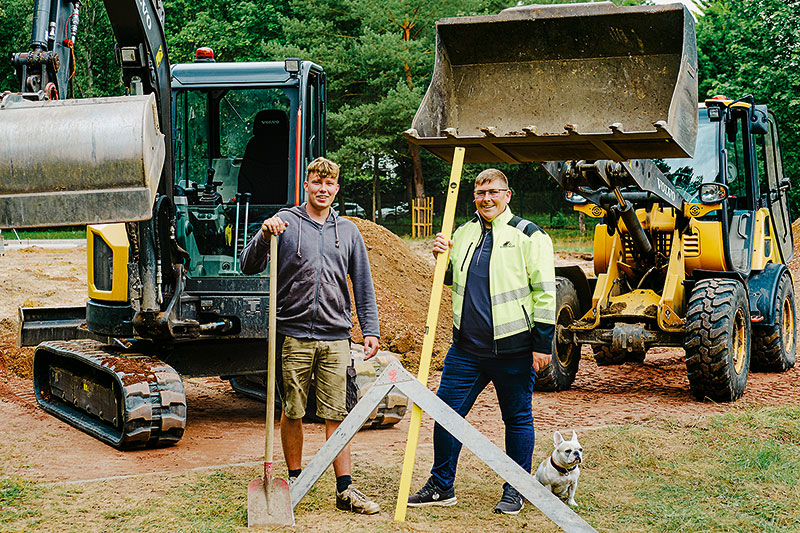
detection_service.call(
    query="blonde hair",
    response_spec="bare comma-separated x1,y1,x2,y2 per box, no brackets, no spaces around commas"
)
474,168,508,188
306,157,340,181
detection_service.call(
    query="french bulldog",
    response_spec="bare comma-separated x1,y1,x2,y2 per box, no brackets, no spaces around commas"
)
534,430,583,506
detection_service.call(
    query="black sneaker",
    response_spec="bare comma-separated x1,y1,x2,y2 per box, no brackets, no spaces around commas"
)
407,477,457,507
494,483,524,515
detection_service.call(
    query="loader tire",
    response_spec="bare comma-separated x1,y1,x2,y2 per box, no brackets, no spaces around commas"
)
534,277,581,391
684,279,751,402
592,345,646,366
751,273,796,372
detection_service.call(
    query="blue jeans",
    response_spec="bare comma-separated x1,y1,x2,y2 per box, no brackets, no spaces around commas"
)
431,344,535,490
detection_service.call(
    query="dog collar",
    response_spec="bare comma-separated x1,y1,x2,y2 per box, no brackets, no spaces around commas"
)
550,457,578,475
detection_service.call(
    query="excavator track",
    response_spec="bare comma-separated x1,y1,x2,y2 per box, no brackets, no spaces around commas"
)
33,339,186,450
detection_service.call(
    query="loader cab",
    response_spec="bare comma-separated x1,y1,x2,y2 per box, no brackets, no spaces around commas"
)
170,59,326,279
661,100,792,275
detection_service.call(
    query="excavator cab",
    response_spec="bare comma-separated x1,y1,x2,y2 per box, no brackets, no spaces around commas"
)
170,60,326,279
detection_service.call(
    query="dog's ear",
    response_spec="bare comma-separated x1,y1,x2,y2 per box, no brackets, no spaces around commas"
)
553,431,563,446
571,430,578,442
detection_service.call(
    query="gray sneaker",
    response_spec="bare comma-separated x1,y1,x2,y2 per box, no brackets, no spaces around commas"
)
494,483,524,515
336,484,380,514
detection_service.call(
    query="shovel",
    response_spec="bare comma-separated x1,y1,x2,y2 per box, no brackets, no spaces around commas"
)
248,233,294,527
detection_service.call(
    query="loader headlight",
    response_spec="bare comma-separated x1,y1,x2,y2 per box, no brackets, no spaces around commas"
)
699,183,728,204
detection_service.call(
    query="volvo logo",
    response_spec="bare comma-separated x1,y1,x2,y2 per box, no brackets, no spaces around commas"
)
138,0,152,30
656,178,677,203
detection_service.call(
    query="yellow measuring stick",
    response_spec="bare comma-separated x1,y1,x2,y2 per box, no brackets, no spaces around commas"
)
394,146,465,522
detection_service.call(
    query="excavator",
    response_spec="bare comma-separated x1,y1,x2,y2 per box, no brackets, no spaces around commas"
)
1,0,407,449
406,2,795,401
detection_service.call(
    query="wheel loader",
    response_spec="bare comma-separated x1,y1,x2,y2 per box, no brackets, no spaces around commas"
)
1,0,407,450
405,2,795,402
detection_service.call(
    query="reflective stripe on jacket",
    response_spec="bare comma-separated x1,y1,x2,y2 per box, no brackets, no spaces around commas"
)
445,208,556,355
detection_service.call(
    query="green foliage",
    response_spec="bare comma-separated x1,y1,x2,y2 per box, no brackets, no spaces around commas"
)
70,0,121,98
696,0,800,212
0,0,33,90
164,1,287,63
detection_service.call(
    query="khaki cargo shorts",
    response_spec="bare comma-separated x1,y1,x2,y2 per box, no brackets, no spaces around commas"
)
281,336,350,421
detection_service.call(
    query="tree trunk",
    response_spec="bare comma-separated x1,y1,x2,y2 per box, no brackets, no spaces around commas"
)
373,154,382,223
82,3,97,97
579,211,586,237
408,139,425,199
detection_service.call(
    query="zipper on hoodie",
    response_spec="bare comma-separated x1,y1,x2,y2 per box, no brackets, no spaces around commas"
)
309,221,325,335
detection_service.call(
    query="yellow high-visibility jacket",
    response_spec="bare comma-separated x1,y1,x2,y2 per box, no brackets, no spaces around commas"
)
445,208,556,355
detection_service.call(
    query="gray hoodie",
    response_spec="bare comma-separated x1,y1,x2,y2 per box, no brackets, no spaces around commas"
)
239,204,380,341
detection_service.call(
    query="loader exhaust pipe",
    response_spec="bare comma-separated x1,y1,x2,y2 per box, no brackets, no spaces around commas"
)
405,2,698,164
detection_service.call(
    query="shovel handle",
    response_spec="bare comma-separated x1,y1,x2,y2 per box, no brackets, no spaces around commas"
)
265,233,278,465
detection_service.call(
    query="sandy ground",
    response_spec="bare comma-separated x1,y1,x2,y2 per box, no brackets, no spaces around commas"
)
0,230,798,484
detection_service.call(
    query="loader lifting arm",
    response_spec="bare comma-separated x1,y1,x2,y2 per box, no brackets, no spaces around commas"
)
541,158,686,259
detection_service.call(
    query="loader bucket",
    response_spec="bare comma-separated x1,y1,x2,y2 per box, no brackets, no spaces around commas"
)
0,93,165,229
405,2,698,163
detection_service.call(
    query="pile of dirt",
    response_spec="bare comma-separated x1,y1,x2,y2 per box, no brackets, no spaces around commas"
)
0,246,88,379
789,219,800,273
346,218,452,370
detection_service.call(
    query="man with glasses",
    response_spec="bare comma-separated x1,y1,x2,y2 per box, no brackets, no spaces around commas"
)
407,168,556,515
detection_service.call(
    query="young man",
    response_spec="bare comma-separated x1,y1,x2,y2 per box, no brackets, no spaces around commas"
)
408,168,556,515
240,157,381,514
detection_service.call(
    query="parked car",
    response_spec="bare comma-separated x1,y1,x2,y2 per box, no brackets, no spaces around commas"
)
334,202,367,218
376,203,409,220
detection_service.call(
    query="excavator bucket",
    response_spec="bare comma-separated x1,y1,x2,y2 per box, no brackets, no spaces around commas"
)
0,93,165,229
405,2,698,163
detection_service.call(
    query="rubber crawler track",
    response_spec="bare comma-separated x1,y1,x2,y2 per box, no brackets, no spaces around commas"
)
33,339,186,449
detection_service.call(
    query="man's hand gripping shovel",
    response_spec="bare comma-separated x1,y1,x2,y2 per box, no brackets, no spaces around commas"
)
248,233,294,527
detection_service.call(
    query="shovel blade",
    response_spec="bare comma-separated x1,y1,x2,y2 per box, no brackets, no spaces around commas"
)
247,477,294,527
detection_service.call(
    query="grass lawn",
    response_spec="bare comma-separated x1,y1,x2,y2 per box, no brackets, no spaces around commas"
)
2,227,85,240
2,406,798,532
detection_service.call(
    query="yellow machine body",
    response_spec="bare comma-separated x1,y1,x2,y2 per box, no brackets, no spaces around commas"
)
87,224,130,302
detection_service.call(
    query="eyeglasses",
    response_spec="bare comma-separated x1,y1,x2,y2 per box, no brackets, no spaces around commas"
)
473,188,508,199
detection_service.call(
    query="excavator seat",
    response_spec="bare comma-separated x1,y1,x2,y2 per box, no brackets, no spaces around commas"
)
237,109,290,205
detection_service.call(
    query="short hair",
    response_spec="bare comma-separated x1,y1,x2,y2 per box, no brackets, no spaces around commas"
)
306,157,340,181
474,168,508,188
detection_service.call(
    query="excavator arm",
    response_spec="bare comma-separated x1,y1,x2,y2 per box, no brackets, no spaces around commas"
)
4,1,188,449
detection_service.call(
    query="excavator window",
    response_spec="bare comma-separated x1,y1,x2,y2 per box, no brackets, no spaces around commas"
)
172,87,294,278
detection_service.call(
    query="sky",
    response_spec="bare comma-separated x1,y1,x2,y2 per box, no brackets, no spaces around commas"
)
649,0,703,14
